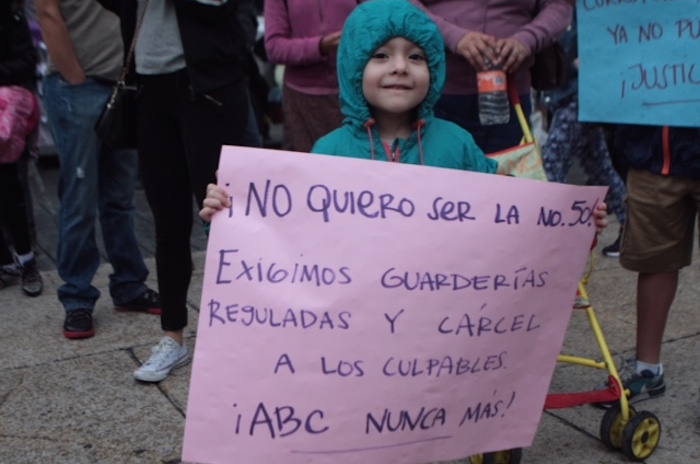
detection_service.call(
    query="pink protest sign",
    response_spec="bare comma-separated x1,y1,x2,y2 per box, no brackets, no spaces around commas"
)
182,146,607,464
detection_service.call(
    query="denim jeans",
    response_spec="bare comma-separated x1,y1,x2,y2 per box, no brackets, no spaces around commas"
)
435,93,532,154
43,75,149,311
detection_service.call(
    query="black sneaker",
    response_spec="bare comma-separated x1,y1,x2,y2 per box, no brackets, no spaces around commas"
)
115,288,162,315
63,309,95,339
20,258,43,297
602,233,622,257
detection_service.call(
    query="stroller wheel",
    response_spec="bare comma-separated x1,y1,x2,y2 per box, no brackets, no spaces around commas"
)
621,410,661,461
600,404,637,450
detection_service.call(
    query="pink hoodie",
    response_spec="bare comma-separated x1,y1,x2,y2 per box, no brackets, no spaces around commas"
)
264,0,360,95
410,0,572,96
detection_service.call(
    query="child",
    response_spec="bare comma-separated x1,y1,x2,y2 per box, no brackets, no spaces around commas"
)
309,0,496,172
200,0,608,230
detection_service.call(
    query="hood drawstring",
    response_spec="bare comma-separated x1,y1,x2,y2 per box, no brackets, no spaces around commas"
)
365,118,427,164
413,119,426,166
364,118,376,160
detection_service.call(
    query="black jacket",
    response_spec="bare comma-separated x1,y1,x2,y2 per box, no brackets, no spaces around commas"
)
616,125,700,179
0,4,38,87
98,0,249,93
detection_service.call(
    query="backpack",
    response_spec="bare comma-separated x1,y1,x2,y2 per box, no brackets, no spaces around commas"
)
0,86,39,164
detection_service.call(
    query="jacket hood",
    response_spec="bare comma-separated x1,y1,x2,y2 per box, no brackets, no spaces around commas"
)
337,0,446,128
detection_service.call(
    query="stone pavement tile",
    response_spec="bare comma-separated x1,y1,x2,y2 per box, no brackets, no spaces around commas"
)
0,255,208,371
0,351,185,464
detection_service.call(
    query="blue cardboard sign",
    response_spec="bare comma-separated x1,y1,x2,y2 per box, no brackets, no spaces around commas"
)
577,0,700,127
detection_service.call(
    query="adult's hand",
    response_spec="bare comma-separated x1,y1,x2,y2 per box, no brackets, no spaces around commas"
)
495,37,530,73
319,31,342,55
456,31,499,71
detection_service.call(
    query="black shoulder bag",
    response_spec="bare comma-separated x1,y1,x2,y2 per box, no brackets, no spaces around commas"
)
94,0,149,149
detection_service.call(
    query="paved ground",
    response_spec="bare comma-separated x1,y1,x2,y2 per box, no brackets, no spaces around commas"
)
1,159,699,463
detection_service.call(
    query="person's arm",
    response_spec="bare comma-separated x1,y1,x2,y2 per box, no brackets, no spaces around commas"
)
0,11,37,86
408,0,497,71
264,0,337,66
35,0,85,84
513,0,571,52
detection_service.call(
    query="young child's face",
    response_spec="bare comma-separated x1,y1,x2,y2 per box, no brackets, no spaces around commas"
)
362,37,430,119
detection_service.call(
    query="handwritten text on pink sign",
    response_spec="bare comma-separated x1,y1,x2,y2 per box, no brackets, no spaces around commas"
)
182,147,607,464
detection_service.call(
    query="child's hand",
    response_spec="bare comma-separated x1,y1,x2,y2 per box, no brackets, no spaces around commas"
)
199,183,230,223
593,202,608,235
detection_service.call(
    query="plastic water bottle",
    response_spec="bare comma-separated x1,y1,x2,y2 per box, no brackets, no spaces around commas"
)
477,64,510,126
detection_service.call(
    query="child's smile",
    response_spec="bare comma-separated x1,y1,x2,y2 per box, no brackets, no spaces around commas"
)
363,37,430,119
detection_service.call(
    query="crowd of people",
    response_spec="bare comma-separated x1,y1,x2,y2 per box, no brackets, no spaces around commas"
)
2,0,698,421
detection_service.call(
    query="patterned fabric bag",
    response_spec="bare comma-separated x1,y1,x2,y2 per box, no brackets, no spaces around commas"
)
486,80,548,181
0,85,39,164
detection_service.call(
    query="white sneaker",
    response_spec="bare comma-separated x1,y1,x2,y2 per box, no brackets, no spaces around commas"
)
134,336,190,382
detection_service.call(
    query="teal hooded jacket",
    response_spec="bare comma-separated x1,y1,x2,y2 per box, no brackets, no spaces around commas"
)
311,0,497,174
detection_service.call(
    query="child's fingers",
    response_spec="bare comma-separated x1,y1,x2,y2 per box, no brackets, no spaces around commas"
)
593,202,608,234
205,184,231,207
199,206,216,222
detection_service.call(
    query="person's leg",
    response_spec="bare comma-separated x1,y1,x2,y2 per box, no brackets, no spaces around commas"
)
43,75,104,312
136,72,191,338
177,76,248,332
636,271,678,364
133,72,248,383
0,231,13,267
0,163,42,296
97,144,152,307
541,98,577,183
0,168,17,285
132,72,192,382
0,163,32,255
182,77,249,208
616,169,696,399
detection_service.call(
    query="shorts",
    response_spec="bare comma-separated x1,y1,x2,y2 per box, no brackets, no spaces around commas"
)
620,168,700,273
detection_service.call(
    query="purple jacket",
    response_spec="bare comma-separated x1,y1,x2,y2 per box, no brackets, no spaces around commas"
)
264,0,359,95
410,0,572,95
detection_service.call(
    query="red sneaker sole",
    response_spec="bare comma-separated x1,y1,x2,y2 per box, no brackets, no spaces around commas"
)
63,329,95,339
114,307,162,316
